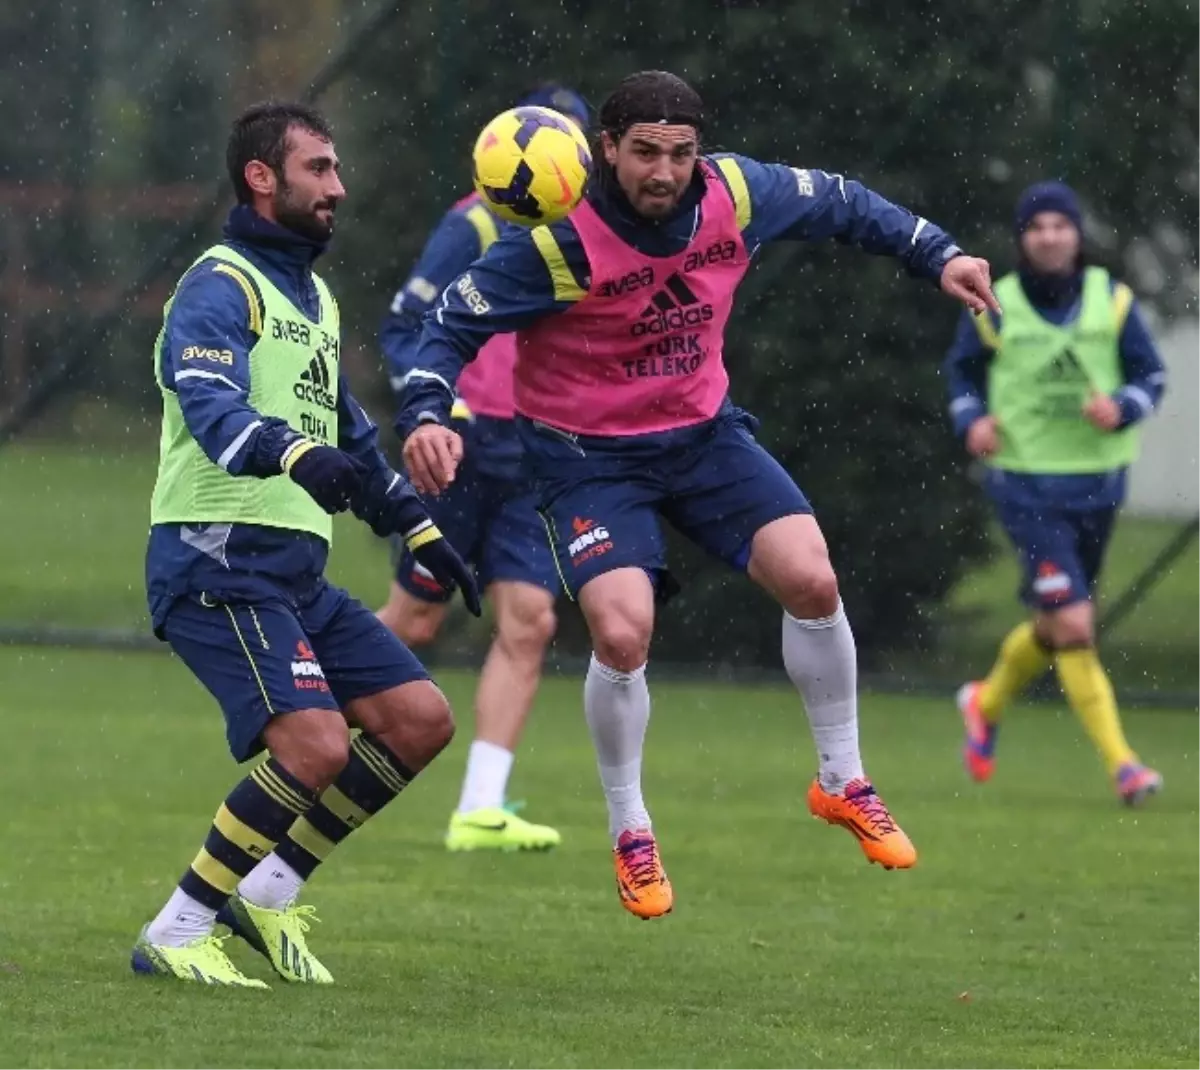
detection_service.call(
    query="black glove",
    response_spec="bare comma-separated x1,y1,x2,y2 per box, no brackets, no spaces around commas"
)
403,519,482,617
283,441,366,514
353,470,429,539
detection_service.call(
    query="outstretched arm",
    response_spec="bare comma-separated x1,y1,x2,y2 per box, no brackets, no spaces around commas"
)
714,153,999,313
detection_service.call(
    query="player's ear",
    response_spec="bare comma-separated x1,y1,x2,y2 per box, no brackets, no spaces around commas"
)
243,159,277,199
601,131,619,167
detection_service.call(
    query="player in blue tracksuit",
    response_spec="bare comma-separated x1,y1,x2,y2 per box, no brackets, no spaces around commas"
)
944,180,1166,803
377,84,589,854
138,102,479,987
395,72,999,916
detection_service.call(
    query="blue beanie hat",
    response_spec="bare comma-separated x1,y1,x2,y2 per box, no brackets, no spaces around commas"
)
516,83,590,130
1015,181,1083,237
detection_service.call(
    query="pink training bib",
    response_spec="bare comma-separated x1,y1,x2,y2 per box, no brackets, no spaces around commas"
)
458,333,517,419
514,161,750,436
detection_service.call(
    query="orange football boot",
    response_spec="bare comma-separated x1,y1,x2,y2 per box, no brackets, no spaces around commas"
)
957,681,998,783
613,829,673,919
807,777,917,870
1115,761,1163,807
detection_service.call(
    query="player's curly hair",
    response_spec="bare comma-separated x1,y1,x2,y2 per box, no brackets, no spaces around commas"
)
598,71,704,139
226,101,334,205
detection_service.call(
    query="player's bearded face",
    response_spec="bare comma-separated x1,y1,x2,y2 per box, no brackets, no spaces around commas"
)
273,129,345,242
604,124,698,219
1020,212,1080,276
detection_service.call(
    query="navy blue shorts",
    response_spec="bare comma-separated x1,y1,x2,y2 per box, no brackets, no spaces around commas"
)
161,581,429,762
393,418,561,603
517,405,812,600
995,500,1117,611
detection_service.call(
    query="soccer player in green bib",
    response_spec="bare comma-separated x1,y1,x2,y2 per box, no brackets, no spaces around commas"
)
132,102,480,988
945,181,1166,805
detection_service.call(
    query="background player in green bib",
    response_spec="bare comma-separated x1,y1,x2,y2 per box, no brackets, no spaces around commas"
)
944,181,1166,805
133,102,480,988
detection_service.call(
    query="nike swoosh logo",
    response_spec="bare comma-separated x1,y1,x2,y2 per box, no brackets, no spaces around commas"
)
549,161,573,206
467,820,508,831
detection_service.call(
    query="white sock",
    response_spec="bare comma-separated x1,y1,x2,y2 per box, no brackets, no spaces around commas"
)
584,653,652,841
782,602,865,794
457,739,515,813
237,852,305,911
145,886,218,947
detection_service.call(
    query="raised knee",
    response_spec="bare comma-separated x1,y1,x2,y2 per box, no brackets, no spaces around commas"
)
311,721,352,778
591,610,652,671
269,711,350,789
783,561,840,619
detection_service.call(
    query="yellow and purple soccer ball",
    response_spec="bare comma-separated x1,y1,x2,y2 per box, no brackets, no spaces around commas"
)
472,105,591,227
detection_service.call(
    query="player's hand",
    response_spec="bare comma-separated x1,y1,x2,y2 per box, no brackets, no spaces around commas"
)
941,255,1001,316
353,471,429,539
284,442,367,514
1082,392,1122,432
403,520,482,616
965,414,1001,458
403,423,463,496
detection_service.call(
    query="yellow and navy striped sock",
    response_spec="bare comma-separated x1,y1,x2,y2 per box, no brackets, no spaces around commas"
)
274,734,415,879
178,758,318,911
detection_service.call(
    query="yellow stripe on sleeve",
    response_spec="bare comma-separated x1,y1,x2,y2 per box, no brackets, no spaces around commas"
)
212,263,264,336
531,226,587,302
465,203,501,254
1111,282,1134,333
714,157,752,231
973,311,1001,350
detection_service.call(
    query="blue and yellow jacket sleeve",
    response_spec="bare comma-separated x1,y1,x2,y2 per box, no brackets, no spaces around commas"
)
160,263,301,477
395,223,581,437
942,308,997,438
710,153,961,280
379,202,499,397
335,376,424,518
1113,294,1167,429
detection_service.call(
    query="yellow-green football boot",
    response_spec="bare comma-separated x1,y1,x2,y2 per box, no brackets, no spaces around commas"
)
217,893,333,984
445,805,561,852
130,925,269,989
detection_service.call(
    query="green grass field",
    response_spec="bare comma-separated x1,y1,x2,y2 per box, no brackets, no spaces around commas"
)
0,445,400,632
0,647,1196,1068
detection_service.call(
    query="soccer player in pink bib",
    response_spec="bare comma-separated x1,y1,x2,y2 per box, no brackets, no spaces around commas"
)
398,71,1000,919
